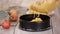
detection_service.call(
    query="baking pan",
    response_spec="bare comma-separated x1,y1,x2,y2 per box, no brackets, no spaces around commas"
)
19,14,51,32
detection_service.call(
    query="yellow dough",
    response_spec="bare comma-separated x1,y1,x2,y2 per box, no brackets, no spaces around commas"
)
31,18,42,22
28,0,60,15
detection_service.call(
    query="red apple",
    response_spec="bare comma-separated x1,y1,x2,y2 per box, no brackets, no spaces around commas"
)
2,20,10,29
9,14,18,21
